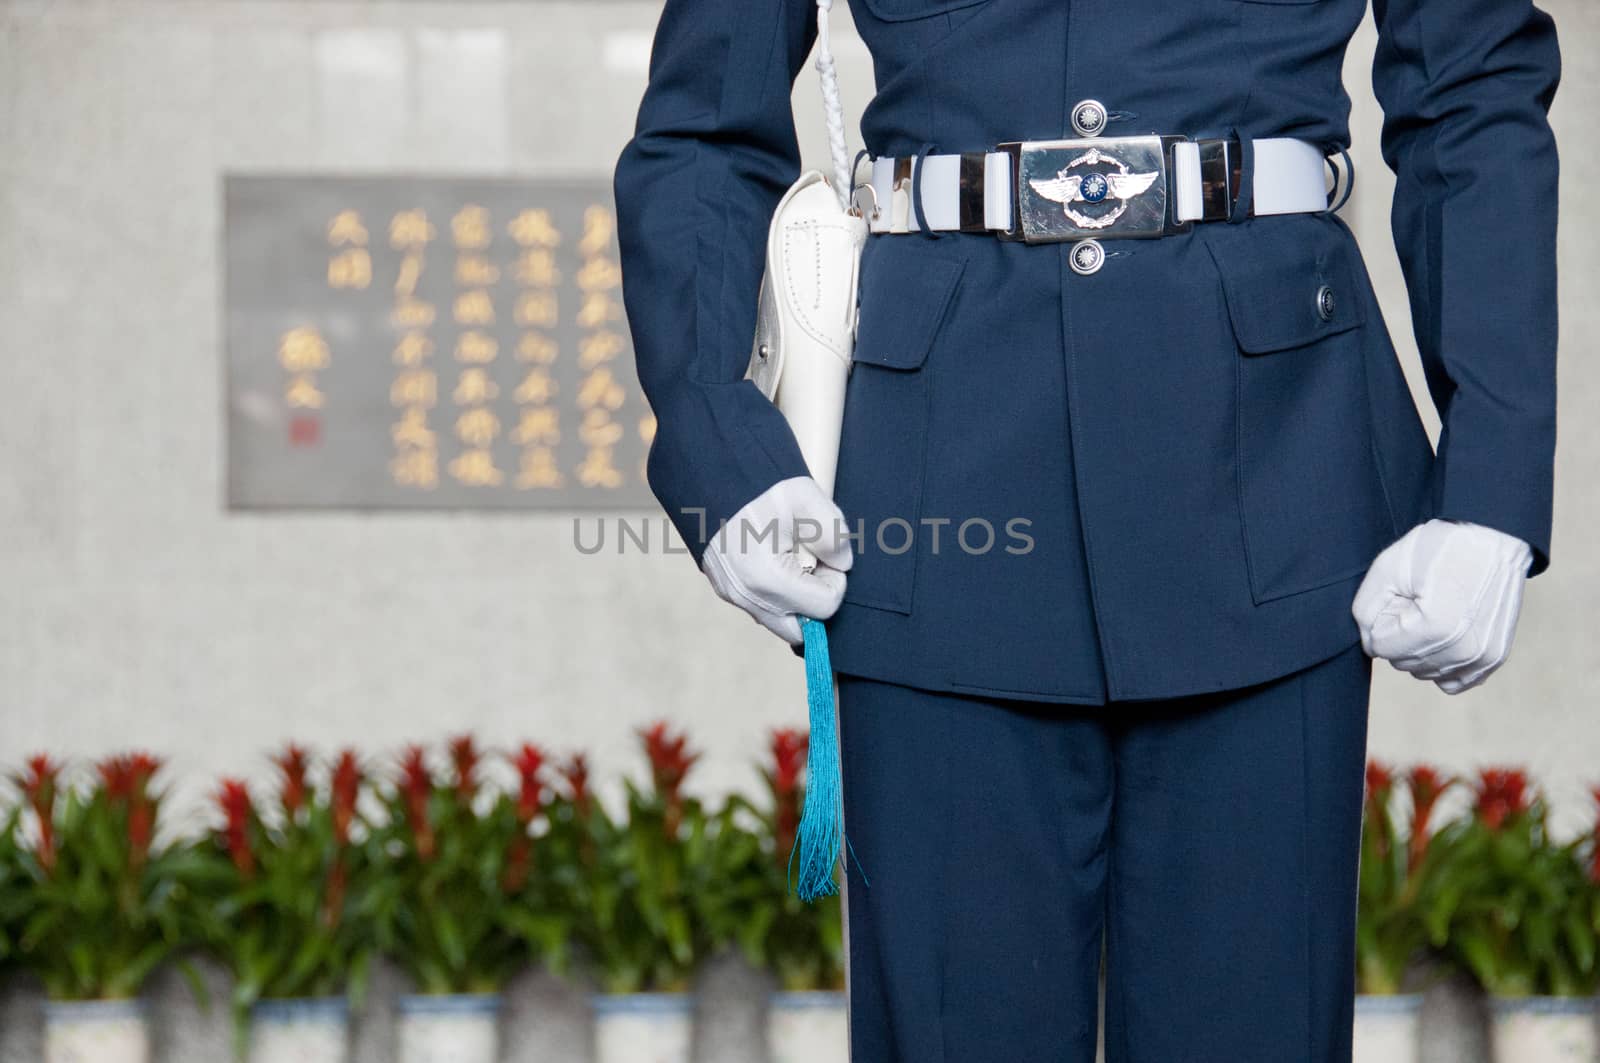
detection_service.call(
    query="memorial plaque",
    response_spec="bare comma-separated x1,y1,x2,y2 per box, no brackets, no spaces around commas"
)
225,176,656,508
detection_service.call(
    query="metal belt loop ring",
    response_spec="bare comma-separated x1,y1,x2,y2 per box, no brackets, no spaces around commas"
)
1323,142,1355,214
910,141,943,239
1226,127,1254,223
849,147,878,220
852,180,881,222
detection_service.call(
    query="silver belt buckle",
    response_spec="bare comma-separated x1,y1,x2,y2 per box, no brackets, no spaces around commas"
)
997,134,1189,243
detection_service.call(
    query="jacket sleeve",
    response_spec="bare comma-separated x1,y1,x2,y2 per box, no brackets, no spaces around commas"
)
612,0,820,564
1370,0,1562,574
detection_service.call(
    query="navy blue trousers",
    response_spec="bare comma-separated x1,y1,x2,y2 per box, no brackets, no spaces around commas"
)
837,642,1372,1062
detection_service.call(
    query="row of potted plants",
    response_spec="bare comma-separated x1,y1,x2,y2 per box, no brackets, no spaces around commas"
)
3,734,1596,1063
0,724,843,1063
1356,761,1600,1063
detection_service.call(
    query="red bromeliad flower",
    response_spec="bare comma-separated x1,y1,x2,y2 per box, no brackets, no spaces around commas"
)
323,858,348,930
16,754,61,874
98,752,162,869
559,751,597,867
330,750,362,846
1474,767,1531,831
511,743,548,826
501,743,548,894
560,753,592,821
98,754,134,802
398,746,436,861
1364,759,1396,861
323,750,363,928
771,729,806,794
272,743,310,819
639,720,701,834
448,735,480,803
1406,765,1454,873
1365,760,1395,807
502,837,531,895
216,778,256,878
769,729,808,862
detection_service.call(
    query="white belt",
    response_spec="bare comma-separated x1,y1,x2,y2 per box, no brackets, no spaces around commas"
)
863,135,1336,243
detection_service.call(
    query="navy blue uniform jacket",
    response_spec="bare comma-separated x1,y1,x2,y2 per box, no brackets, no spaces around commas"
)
612,0,1561,703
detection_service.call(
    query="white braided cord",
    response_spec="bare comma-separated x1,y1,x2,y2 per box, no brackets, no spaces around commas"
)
813,0,855,212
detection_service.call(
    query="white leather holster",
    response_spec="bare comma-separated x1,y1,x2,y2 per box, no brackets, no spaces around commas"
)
746,169,867,499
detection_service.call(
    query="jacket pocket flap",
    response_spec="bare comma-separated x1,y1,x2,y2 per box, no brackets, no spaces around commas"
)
851,237,966,370
858,0,991,22
1203,222,1366,354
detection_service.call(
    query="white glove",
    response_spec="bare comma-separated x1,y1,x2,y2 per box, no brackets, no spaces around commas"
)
1352,518,1533,694
700,476,853,645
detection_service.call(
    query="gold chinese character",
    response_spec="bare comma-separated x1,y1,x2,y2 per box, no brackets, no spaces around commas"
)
514,290,558,328
455,254,500,287
285,373,325,409
278,327,331,372
391,369,438,408
390,209,436,250
454,331,498,364
510,406,560,446
391,406,436,449
392,296,436,330
579,408,624,448
578,330,625,369
576,291,623,329
576,447,623,489
638,413,657,445
449,448,504,486
575,256,622,292
578,205,615,256
454,290,495,326
455,407,501,447
512,248,560,287
392,447,440,489
576,367,625,411
508,208,561,248
328,248,372,289
452,368,499,405
514,446,564,489
512,367,557,405
328,210,369,247
516,332,559,365
451,205,493,250
394,251,424,298
393,333,435,366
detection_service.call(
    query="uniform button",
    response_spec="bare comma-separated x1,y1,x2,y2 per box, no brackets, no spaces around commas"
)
1069,239,1105,276
1071,99,1107,138
1316,284,1336,321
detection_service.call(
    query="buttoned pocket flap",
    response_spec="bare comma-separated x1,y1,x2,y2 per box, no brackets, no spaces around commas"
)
1203,222,1366,354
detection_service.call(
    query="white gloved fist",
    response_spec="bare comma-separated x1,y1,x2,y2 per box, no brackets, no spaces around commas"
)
700,476,853,645
1352,518,1533,695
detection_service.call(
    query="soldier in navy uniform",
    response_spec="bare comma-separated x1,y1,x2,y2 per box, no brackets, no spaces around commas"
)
613,0,1561,1056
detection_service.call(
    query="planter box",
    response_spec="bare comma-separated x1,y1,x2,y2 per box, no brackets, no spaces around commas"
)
396,993,500,1063
1490,996,1598,1063
250,996,350,1063
1351,993,1422,1063
768,990,848,1063
44,998,150,1063
592,991,693,1063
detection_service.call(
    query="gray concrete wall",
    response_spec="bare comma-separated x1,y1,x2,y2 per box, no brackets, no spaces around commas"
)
0,0,1596,1058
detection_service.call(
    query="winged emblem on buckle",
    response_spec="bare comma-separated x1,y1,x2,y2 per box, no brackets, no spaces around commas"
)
1029,147,1160,231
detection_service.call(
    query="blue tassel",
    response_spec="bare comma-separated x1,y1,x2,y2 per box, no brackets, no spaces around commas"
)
787,617,867,902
